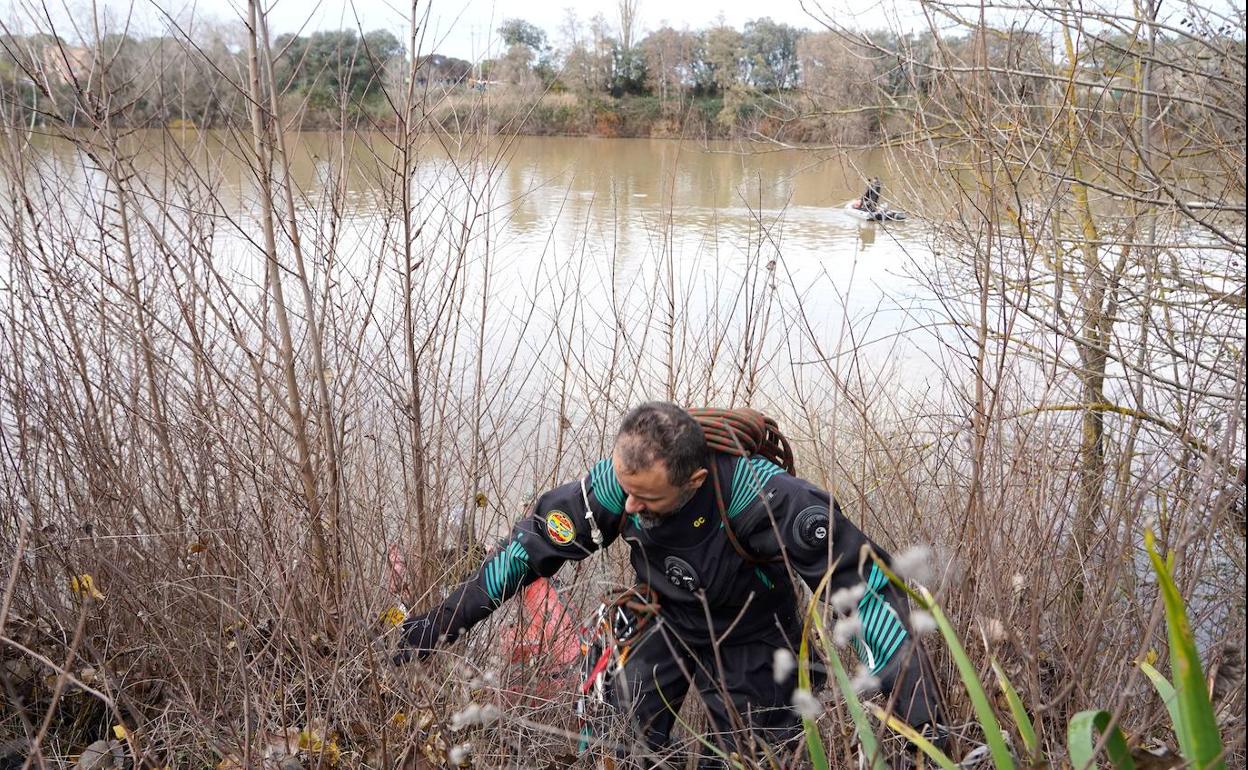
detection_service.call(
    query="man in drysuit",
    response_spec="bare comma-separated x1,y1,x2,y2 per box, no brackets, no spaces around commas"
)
398,402,941,767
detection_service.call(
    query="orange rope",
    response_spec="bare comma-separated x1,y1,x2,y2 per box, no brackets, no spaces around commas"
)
687,407,795,474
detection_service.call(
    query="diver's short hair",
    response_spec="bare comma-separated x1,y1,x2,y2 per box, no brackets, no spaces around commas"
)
615,402,709,484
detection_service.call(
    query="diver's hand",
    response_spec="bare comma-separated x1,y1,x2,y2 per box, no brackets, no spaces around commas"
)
393,610,442,664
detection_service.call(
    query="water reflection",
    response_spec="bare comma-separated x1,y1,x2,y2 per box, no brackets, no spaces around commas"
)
19,131,942,380
857,222,876,250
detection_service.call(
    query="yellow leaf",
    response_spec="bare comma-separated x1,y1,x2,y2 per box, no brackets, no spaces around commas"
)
380,607,406,628
1144,648,1159,666
112,724,127,739
390,712,407,726
299,726,341,766
420,731,447,766
474,492,487,508
70,574,105,601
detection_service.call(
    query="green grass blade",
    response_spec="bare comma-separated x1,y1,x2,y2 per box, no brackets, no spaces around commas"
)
917,586,1016,770
992,658,1038,760
1138,661,1182,740
868,703,961,770
798,623,831,770
818,629,887,770
1068,710,1137,770
1145,530,1226,770
798,568,883,770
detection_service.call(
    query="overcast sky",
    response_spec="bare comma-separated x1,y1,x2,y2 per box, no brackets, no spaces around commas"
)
11,0,905,58
10,0,1221,58
253,0,865,59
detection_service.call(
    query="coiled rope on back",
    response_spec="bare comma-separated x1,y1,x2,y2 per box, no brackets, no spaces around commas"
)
687,407,795,475
687,407,795,564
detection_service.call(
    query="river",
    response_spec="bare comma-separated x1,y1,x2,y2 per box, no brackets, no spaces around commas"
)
18,131,946,393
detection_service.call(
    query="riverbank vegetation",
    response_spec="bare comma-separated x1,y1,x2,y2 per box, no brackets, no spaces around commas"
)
0,0,1243,767
5,5,1240,144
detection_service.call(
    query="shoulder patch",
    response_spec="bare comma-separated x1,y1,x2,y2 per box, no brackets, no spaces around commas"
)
544,509,576,545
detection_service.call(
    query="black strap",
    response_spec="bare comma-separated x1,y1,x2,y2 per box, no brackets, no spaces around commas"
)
710,461,781,565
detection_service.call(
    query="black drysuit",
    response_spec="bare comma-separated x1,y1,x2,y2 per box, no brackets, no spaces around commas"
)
862,179,883,212
403,452,940,760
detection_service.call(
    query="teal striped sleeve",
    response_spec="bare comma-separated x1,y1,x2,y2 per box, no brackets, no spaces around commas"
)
480,539,533,604
589,458,626,516
852,562,909,672
726,455,787,519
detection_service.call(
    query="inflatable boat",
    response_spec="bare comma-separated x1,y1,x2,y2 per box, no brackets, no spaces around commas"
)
845,198,908,221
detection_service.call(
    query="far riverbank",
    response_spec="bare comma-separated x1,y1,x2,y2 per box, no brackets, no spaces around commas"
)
289,91,881,145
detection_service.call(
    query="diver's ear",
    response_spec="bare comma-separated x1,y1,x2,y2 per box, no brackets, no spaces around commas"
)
688,467,709,489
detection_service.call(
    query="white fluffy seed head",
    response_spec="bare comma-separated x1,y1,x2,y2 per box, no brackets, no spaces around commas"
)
983,617,1008,644
448,744,471,766
449,703,500,731
909,609,937,636
832,614,863,647
851,666,881,695
773,647,797,684
892,545,933,585
449,705,478,731
830,584,867,614
791,687,822,719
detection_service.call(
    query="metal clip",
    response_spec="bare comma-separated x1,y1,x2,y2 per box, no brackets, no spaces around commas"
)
580,476,604,547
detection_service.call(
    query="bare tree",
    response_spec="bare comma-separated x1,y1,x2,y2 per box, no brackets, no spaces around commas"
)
803,0,1245,730
617,0,641,54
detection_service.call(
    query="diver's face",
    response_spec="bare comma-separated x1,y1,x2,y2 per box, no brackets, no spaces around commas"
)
612,451,706,525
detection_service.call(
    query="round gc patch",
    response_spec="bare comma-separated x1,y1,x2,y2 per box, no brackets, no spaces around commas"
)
545,510,576,545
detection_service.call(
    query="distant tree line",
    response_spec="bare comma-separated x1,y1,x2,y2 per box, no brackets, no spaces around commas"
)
0,16,913,133
0,26,406,128
484,14,809,99
0,14,1239,141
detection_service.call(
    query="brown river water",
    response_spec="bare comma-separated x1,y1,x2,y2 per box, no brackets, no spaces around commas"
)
17,131,948,393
